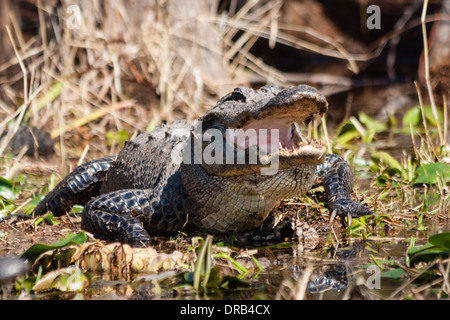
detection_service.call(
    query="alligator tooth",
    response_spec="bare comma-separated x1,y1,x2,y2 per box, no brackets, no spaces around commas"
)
290,122,308,148
300,133,308,144
318,148,326,160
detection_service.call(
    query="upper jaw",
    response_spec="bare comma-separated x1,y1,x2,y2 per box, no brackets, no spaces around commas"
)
247,85,328,126
199,85,328,129
194,84,328,176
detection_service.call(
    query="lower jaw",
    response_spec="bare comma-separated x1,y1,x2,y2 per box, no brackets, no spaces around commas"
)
197,165,318,234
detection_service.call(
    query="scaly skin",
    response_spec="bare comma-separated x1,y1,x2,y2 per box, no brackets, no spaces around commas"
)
316,154,374,217
33,85,374,245
34,156,115,216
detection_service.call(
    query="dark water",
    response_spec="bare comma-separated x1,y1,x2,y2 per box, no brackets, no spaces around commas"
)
9,224,444,300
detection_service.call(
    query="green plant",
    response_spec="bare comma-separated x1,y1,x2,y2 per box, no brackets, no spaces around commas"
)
408,232,450,267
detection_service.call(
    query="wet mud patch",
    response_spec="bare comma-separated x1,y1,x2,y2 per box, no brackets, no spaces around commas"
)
0,215,82,256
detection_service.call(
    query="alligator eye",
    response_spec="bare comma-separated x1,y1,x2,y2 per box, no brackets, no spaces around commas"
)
218,88,247,105
230,89,246,102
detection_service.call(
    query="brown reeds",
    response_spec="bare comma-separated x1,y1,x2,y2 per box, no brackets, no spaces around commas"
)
0,0,375,164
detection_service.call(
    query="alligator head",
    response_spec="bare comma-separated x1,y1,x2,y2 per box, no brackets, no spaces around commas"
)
190,84,328,176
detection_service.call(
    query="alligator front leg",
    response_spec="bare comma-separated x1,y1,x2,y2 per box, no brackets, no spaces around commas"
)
34,156,115,216
81,189,153,246
315,154,374,218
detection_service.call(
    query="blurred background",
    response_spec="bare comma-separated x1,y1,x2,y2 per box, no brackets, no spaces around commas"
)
0,0,448,161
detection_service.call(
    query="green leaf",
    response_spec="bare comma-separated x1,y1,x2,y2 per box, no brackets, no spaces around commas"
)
71,204,84,214
106,130,129,147
407,232,450,266
335,122,360,148
0,177,17,201
336,130,360,148
407,242,435,256
205,267,222,288
402,107,421,127
409,249,450,266
21,231,87,263
381,268,406,280
33,213,57,227
375,174,389,187
423,106,443,126
0,197,15,218
371,151,402,172
44,213,57,225
412,163,450,185
182,271,194,283
358,112,386,141
428,232,450,250
402,106,443,129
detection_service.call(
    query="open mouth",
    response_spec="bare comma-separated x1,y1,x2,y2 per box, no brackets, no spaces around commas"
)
228,117,322,153
226,107,326,164
197,84,328,176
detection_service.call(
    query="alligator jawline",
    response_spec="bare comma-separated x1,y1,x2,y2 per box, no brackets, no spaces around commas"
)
226,113,326,165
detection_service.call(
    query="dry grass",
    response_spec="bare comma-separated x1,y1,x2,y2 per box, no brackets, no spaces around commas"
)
0,0,384,164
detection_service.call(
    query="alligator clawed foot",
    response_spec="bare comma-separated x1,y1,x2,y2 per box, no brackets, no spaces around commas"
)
329,199,375,224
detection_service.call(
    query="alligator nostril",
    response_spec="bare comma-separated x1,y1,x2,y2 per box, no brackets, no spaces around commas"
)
231,89,246,102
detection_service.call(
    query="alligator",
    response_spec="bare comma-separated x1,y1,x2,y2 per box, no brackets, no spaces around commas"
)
33,84,374,245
